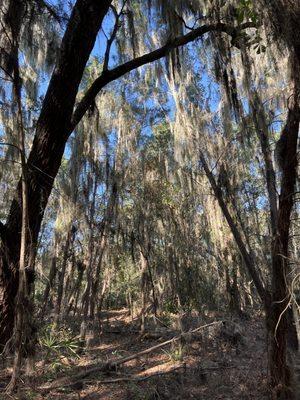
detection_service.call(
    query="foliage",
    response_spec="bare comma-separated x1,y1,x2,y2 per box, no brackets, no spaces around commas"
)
39,324,80,371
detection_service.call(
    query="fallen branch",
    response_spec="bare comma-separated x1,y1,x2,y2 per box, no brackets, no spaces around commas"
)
89,363,185,385
39,320,222,391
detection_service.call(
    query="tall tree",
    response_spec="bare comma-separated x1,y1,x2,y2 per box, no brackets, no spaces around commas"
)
0,0,254,348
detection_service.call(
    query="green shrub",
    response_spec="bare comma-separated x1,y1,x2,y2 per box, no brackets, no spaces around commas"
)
39,324,80,371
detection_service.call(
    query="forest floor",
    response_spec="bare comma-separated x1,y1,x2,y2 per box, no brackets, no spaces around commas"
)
0,310,270,400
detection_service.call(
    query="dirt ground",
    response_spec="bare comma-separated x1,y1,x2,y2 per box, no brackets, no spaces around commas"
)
0,310,270,399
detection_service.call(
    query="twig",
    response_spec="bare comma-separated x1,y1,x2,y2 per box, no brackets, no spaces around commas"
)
103,1,127,72
174,11,193,31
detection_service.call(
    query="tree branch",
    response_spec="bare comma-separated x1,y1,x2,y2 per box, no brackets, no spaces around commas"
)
54,364,186,391
103,2,127,72
71,22,256,129
174,11,194,31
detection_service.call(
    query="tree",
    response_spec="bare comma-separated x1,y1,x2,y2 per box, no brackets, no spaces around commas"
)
0,0,299,397
0,0,254,348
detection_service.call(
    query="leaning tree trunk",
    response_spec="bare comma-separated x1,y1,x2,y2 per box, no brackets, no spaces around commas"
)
199,151,269,305
0,0,112,348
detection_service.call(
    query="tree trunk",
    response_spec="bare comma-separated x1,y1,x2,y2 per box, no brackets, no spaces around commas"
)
241,50,278,236
225,261,242,316
80,173,98,341
54,227,73,323
90,180,118,319
199,151,269,305
267,49,300,400
0,0,112,347
68,261,85,317
40,234,58,318
89,235,107,320
0,0,25,355
7,43,30,390
139,249,148,334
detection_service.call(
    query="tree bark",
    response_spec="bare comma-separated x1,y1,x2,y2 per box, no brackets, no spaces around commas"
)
267,49,300,400
0,0,112,348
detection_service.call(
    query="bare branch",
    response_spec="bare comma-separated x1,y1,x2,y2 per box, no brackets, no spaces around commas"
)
174,11,194,31
0,142,22,153
65,364,186,390
103,3,126,72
